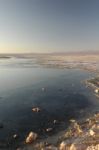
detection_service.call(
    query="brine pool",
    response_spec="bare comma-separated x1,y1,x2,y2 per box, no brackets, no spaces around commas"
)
0,63,99,149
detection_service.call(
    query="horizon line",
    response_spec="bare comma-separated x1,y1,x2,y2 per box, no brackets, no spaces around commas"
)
0,50,99,55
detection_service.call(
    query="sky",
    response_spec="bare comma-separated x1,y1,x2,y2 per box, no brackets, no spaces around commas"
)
0,0,99,53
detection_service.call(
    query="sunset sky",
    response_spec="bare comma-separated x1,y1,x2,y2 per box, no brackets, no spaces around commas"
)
0,0,99,53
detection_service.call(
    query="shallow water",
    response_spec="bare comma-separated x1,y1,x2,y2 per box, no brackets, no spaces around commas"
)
0,58,99,149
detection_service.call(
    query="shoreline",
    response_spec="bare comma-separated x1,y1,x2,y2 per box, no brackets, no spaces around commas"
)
18,111,99,150
18,75,99,150
85,76,99,97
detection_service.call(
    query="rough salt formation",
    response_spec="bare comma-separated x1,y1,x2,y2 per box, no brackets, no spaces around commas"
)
46,128,53,132
19,113,99,150
13,134,18,139
59,141,87,150
59,113,99,150
59,143,99,150
32,107,41,112
43,146,58,150
26,132,38,144
86,144,99,150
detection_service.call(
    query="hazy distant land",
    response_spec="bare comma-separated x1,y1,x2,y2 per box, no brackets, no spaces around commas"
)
0,52,99,72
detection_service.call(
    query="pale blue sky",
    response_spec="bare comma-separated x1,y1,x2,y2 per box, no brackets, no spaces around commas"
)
0,0,99,53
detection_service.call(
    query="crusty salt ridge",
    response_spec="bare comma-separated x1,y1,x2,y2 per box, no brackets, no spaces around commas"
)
26,132,38,144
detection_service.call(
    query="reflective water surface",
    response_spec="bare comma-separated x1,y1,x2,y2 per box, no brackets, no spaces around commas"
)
0,58,99,149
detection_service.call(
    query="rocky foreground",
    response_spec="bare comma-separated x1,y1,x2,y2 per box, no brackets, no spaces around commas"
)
18,75,99,150
18,112,99,150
